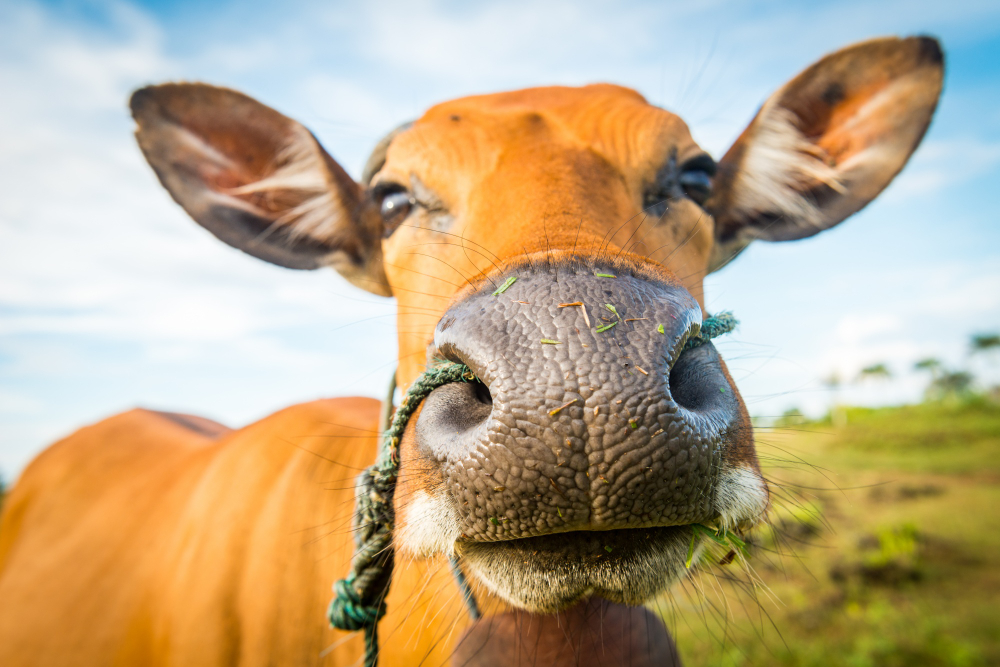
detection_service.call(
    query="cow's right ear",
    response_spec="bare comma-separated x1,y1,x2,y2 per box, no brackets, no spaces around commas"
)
705,36,944,272
130,83,391,296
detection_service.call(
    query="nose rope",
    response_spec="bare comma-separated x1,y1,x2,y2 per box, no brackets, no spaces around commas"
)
327,312,738,667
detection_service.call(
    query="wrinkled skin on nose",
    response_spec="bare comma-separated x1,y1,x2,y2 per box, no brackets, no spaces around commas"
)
416,257,754,543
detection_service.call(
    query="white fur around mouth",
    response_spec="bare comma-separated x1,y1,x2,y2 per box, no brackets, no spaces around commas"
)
457,526,692,613
713,463,769,532
396,464,768,613
395,490,462,558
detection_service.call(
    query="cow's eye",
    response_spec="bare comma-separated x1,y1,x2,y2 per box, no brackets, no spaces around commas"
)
679,169,712,206
378,189,414,236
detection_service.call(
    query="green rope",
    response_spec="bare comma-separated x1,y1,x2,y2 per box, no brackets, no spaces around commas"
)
327,313,737,666
449,554,482,620
328,361,475,667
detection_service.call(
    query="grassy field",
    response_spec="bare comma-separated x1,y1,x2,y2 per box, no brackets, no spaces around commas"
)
663,397,1000,666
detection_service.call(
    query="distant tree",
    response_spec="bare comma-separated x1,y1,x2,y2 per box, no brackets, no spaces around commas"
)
914,357,943,376
927,370,974,401
822,372,843,390
970,333,1000,354
857,363,892,382
822,372,847,427
913,357,944,384
969,333,1000,399
915,356,973,401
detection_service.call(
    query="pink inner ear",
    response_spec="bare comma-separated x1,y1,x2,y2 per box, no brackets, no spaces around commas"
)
784,39,943,176
173,128,304,216
203,167,246,192
820,77,926,169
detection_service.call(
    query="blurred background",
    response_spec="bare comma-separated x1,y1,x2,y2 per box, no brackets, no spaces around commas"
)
1,0,998,664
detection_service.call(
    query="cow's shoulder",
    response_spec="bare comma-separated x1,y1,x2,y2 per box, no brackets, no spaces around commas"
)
0,397,381,569
0,397,381,666
14,397,380,489
0,408,217,550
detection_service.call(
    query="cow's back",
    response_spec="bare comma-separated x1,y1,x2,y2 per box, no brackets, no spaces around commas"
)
0,397,456,666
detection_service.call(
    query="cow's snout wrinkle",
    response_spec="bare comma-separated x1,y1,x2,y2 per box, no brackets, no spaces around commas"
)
415,257,746,545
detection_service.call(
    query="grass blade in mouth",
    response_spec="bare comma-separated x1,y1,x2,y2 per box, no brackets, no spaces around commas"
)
686,523,751,568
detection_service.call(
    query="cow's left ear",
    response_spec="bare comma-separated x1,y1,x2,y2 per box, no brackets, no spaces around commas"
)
130,83,391,295
707,36,944,271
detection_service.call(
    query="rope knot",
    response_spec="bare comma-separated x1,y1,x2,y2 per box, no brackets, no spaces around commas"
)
328,576,386,632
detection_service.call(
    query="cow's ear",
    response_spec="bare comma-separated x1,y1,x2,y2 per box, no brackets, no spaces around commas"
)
707,36,944,271
130,83,390,295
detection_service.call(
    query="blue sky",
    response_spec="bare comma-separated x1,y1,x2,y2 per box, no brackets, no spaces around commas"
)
2,0,999,479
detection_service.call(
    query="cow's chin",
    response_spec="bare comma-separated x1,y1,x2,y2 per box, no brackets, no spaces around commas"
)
456,526,693,613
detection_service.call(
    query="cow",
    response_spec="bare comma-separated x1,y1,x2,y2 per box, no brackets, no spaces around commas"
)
0,36,943,666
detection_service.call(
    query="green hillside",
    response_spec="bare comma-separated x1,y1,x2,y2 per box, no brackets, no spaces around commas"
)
665,398,1000,666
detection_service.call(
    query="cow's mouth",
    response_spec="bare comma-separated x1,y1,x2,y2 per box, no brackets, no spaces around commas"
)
456,525,693,613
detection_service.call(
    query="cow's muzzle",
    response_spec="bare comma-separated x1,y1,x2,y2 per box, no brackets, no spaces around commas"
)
408,256,766,610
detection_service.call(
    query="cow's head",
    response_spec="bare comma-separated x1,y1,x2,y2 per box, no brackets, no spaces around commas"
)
131,36,942,612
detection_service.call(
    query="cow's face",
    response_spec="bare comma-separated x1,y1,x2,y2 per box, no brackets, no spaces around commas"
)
376,86,718,377
131,36,943,612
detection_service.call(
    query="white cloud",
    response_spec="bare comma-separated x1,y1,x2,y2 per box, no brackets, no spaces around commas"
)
880,138,1000,203
0,1,169,114
354,0,662,84
834,314,903,345
0,391,44,416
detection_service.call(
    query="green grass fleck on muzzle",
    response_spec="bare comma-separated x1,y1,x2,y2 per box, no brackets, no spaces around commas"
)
492,276,517,295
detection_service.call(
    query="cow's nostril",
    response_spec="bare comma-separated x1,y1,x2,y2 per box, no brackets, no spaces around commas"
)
667,344,728,413
472,380,493,406
416,376,494,459
436,344,493,407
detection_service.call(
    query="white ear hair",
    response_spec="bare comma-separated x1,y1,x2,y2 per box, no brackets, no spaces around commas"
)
731,108,844,238
229,135,345,243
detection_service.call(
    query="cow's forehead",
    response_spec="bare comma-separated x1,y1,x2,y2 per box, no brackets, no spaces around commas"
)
423,83,651,120
378,83,704,192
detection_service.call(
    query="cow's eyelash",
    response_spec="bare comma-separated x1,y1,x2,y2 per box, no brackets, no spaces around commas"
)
372,182,446,214
372,181,408,201
680,153,717,176
644,152,716,214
